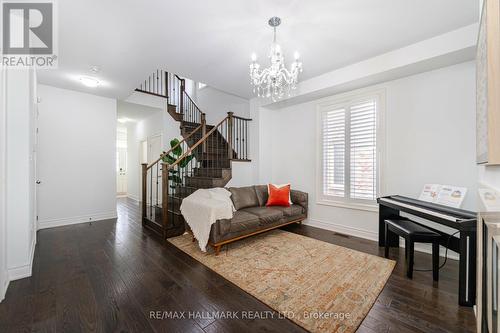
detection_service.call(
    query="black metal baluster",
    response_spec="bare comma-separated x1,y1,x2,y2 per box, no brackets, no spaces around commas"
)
156,70,159,95
156,163,159,206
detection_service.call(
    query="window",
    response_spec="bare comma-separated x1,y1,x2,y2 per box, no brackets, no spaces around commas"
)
318,91,383,210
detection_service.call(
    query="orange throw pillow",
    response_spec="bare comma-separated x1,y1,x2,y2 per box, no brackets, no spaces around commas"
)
266,184,291,207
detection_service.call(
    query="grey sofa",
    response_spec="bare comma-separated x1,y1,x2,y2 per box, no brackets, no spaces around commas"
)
208,185,308,254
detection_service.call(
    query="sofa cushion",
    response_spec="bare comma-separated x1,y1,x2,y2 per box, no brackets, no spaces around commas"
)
218,211,260,235
229,186,259,210
271,204,304,217
241,207,284,225
254,185,269,206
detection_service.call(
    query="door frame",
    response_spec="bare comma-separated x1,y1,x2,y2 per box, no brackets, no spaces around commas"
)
0,67,7,302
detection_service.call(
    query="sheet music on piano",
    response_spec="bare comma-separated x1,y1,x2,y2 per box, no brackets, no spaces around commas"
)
418,184,467,209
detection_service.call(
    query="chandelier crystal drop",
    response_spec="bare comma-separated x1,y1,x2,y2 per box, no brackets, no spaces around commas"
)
249,17,303,101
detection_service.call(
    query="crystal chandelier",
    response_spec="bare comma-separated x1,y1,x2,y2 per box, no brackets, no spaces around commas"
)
249,17,303,101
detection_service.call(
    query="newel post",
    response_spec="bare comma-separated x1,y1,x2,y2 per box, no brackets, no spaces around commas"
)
227,112,234,160
161,162,169,239
141,163,147,225
201,113,207,153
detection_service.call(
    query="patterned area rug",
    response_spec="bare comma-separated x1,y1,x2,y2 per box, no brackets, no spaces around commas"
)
168,229,395,333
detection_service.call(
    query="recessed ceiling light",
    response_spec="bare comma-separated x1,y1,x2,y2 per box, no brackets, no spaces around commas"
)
79,76,100,88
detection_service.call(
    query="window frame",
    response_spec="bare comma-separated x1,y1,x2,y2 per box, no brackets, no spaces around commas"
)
316,88,386,212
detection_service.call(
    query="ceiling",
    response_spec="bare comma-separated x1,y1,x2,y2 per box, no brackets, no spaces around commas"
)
37,0,479,100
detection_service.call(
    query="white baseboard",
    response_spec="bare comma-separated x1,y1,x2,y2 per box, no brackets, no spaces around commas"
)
304,217,459,260
37,210,117,230
127,194,140,202
8,264,31,281
7,236,36,281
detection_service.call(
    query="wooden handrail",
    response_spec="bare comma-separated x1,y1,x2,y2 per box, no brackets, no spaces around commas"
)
168,115,229,169
231,115,252,121
134,88,168,99
146,123,203,170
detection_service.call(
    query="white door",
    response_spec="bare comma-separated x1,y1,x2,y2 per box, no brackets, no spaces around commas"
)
148,135,162,164
116,148,127,195
148,135,162,206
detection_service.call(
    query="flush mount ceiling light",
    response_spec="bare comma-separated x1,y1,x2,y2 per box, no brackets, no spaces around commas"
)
249,16,303,101
79,76,100,88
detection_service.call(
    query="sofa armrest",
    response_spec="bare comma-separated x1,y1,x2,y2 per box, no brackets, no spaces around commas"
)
291,190,308,214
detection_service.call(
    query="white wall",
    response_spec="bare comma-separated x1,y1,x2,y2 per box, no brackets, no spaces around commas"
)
196,86,250,124
4,69,37,283
258,62,477,241
0,67,7,301
37,85,117,229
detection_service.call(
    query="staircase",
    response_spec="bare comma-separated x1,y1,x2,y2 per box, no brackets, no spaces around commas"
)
137,70,251,238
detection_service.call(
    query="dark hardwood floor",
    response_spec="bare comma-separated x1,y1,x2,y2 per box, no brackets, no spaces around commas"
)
0,198,476,332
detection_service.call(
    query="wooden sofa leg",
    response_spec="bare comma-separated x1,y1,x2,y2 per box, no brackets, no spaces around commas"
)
214,245,221,256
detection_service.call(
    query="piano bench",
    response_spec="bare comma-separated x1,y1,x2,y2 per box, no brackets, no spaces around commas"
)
384,219,441,281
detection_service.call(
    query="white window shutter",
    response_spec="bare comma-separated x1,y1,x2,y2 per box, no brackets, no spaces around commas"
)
349,100,377,200
322,108,346,197
321,97,378,202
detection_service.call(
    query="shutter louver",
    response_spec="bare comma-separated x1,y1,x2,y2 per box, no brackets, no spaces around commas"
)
321,96,378,203
349,100,377,200
322,108,346,197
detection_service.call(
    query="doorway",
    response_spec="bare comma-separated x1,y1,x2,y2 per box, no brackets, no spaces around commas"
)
116,127,127,196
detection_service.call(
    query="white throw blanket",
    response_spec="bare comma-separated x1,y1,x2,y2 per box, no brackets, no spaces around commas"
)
180,188,235,252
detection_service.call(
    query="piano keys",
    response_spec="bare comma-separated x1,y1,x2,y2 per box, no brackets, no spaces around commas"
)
378,195,477,306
